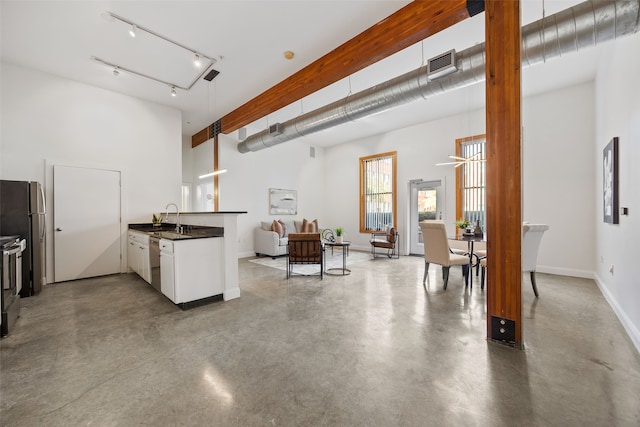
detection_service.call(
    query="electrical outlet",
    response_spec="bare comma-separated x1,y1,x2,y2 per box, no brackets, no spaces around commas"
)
609,265,614,275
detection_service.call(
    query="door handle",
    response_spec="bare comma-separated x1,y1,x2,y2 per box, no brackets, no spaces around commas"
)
56,227,63,232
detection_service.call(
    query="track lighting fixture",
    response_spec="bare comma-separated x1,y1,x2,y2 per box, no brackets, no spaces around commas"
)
96,12,220,94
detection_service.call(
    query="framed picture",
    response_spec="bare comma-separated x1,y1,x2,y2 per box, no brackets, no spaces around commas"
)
269,188,297,215
603,137,619,224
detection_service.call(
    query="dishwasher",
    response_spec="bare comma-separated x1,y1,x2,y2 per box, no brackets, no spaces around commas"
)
149,236,161,292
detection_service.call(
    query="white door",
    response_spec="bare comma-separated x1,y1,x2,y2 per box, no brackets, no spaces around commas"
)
409,179,445,255
54,165,121,282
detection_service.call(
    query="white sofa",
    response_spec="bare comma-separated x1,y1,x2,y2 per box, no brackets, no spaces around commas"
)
254,219,318,257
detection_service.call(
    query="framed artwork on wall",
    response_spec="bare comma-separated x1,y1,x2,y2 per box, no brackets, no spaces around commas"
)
269,188,297,215
603,137,619,224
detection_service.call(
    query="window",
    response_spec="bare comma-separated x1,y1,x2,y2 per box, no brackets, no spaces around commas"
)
456,135,486,226
360,151,397,233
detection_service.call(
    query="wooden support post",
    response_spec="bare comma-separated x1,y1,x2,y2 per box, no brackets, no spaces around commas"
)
213,134,219,212
485,0,523,346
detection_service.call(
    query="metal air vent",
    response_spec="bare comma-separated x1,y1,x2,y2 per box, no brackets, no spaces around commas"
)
269,123,283,136
427,49,458,80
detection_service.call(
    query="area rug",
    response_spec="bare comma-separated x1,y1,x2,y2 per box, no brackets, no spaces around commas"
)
249,250,372,275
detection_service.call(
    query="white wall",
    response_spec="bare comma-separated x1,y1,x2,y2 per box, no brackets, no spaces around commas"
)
1,63,182,281
323,107,486,253
183,82,597,276
181,135,194,211
217,133,325,257
594,32,640,351
189,138,215,211
522,82,596,276
321,82,596,277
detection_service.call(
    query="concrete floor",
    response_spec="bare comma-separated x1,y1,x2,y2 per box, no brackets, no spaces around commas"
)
1,254,639,426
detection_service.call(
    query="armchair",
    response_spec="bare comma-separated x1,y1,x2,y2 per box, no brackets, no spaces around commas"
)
287,233,324,279
419,221,469,290
370,227,399,258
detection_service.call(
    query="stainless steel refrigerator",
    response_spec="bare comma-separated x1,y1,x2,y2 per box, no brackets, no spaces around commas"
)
0,180,46,297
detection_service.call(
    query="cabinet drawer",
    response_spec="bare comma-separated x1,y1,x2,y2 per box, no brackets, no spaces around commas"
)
159,240,173,254
128,230,149,245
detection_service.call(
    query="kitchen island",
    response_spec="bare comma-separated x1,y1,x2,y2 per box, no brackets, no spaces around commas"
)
129,211,246,306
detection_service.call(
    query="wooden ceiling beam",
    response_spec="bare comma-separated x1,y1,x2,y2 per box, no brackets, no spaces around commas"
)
192,0,484,147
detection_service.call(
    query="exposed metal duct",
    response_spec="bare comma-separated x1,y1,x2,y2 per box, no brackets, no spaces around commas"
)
238,0,640,153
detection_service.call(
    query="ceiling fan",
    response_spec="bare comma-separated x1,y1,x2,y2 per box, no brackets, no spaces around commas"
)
436,152,485,168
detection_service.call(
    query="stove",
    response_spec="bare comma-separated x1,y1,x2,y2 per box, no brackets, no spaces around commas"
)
1,235,26,336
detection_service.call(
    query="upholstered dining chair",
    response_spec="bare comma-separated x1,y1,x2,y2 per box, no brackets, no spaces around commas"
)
480,223,549,297
370,227,399,258
522,223,549,297
287,233,324,279
419,221,470,290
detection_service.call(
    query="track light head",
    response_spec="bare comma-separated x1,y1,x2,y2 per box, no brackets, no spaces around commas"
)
113,67,119,76
170,86,177,97
129,24,137,38
194,53,201,68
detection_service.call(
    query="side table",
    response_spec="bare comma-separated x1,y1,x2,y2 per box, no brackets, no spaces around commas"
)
324,241,351,276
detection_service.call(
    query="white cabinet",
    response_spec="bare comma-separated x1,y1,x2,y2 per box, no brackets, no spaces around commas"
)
160,240,175,302
127,231,150,283
159,237,224,304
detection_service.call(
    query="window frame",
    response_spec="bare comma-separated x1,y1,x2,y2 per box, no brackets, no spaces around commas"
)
455,135,486,226
359,151,397,233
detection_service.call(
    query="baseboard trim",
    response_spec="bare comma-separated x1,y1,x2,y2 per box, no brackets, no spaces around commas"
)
536,265,594,279
593,273,640,354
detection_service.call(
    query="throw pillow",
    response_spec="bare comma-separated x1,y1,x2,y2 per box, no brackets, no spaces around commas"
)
278,219,288,237
261,221,272,231
272,220,284,237
302,218,318,233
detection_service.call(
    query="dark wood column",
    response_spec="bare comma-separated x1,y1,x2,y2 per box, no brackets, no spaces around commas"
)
213,134,219,212
485,0,523,346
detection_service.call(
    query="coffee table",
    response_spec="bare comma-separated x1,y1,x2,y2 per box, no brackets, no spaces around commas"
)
324,241,351,276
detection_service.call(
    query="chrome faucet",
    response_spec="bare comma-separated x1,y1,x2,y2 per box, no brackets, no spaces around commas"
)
165,203,181,233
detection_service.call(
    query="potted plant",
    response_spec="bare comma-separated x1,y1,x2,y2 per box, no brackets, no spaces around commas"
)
152,213,162,227
335,227,344,243
455,219,470,234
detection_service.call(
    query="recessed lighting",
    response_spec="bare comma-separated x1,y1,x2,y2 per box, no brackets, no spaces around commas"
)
284,51,294,60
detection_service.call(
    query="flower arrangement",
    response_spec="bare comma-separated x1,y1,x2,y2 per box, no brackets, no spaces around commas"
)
455,219,470,230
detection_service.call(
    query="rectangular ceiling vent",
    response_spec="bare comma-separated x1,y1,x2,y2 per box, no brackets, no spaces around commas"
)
269,123,283,136
203,69,220,81
427,49,458,80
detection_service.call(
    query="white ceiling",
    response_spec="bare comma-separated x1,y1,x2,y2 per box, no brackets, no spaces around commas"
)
1,0,602,148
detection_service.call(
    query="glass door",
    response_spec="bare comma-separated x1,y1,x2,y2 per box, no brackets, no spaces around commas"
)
409,179,445,255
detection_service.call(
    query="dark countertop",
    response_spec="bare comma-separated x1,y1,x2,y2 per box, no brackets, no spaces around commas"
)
178,211,247,215
129,223,224,240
